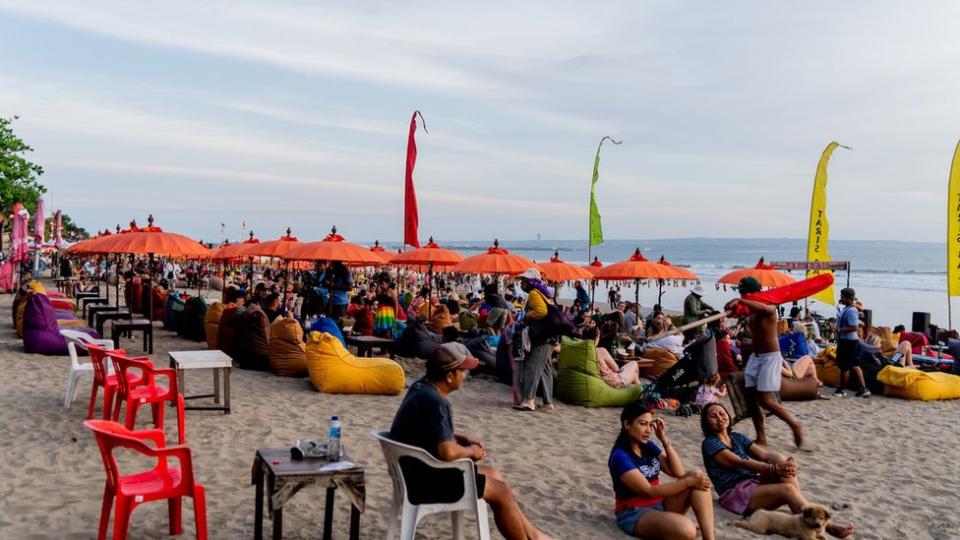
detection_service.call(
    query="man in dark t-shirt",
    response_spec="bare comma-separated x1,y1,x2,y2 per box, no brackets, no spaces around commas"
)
389,343,554,540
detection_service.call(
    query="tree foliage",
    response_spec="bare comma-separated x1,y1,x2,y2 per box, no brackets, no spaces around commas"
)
0,115,47,217
45,213,90,242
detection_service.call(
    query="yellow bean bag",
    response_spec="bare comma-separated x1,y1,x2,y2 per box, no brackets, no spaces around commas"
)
814,345,840,388
15,294,27,338
204,302,225,350
878,366,960,401
269,318,307,377
304,331,404,394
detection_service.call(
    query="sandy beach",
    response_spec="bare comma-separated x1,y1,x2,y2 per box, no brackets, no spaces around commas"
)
1,288,959,540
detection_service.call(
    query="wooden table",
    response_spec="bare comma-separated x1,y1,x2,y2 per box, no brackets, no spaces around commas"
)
252,448,365,540
79,296,108,318
345,335,394,358
168,350,233,413
87,304,124,327
95,310,132,336
111,318,154,353
615,354,656,370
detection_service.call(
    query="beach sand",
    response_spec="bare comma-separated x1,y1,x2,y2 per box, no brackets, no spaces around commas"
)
1,291,958,539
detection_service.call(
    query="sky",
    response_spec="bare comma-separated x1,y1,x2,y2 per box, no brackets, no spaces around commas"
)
1,1,959,245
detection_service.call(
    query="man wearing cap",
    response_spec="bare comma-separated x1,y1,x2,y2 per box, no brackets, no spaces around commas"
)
725,277,805,448
836,287,870,397
682,284,714,326
389,343,554,540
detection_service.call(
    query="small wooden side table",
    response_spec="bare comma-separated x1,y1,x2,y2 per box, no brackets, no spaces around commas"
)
251,448,365,540
168,350,233,413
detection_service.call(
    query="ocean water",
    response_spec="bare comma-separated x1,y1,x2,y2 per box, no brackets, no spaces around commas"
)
392,238,951,328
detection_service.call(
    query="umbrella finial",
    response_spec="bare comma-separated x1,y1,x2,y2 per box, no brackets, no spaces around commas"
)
249,230,255,240
116,225,121,233
147,214,154,227
554,250,559,259
374,240,380,247
331,225,337,235
285,227,292,237
428,236,434,244
493,238,499,248
129,219,137,230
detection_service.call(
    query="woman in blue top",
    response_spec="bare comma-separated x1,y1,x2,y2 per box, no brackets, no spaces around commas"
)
699,403,854,538
609,400,715,540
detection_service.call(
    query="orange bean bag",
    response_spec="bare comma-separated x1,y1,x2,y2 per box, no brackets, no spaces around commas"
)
268,318,307,377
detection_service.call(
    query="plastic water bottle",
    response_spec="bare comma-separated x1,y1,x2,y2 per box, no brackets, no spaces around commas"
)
326,416,341,461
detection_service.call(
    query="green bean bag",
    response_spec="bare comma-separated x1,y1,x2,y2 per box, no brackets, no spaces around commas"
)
555,336,644,407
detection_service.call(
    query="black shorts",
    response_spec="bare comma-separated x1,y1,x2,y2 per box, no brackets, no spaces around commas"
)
836,339,860,370
400,456,486,505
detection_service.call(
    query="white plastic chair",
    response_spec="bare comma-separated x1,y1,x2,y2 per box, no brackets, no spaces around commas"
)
371,430,491,540
60,329,115,410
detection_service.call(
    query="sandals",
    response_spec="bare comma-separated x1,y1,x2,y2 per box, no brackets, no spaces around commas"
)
512,404,535,412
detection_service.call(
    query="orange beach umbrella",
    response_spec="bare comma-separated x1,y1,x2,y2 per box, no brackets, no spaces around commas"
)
595,249,677,307
538,251,594,283
450,239,536,276
656,256,698,281
91,217,208,258
368,240,394,264
718,257,796,289
284,226,385,265
389,237,464,268
594,249,675,282
210,231,260,263
654,255,699,304
244,227,300,259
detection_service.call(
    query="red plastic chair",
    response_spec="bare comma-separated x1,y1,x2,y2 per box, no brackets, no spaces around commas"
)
84,419,208,540
84,343,142,420
108,351,185,444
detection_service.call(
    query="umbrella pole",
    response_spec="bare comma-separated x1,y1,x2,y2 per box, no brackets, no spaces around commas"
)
635,278,639,309
428,264,434,320
148,253,154,323
658,279,664,305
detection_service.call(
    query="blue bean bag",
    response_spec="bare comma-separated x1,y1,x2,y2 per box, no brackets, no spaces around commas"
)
309,316,345,347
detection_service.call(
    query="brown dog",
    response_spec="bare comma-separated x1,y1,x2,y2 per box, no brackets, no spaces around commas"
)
731,503,831,540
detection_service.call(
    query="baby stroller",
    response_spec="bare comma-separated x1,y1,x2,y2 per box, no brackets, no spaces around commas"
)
639,332,717,416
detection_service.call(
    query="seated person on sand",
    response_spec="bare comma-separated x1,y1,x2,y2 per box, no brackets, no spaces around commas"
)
351,297,375,336
864,330,914,367
644,318,685,359
581,325,641,388
695,373,728,406
390,343,555,540
699,403,854,538
609,400,716,540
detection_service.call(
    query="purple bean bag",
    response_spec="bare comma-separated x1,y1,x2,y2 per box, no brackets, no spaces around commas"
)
23,294,99,355
55,309,79,321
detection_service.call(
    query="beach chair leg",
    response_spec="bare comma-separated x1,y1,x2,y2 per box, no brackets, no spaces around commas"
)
399,505,419,540
64,371,77,409
451,511,465,540
384,499,399,540
476,502,492,540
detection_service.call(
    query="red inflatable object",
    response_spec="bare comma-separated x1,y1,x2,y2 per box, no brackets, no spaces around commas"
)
728,274,835,316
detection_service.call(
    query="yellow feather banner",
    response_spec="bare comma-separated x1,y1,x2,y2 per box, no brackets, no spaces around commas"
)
806,141,848,305
947,140,960,296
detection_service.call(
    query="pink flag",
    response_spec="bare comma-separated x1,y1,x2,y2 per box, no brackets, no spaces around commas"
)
33,198,45,244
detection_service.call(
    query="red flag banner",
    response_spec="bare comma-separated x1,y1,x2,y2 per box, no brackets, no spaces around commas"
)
404,110,427,248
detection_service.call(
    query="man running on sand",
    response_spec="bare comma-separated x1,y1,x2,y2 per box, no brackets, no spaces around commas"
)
725,277,804,449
